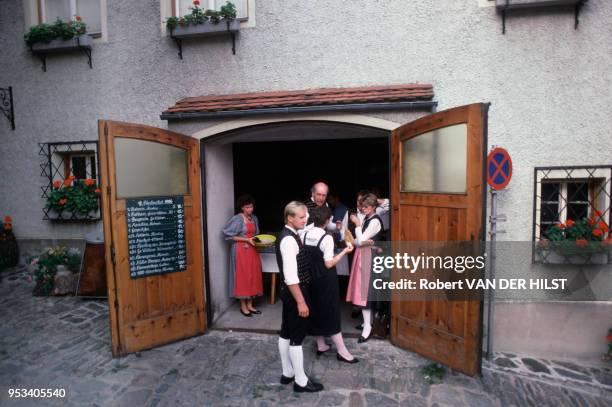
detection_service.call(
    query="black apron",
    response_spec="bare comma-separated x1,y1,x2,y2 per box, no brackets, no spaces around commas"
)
305,232,341,336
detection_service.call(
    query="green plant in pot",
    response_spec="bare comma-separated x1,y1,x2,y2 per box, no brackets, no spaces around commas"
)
24,16,87,46
166,0,237,30
45,177,101,217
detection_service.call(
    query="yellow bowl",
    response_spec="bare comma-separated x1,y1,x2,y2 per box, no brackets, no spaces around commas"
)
254,234,276,246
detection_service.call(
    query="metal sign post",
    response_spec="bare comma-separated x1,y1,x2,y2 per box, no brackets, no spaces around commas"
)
485,147,512,360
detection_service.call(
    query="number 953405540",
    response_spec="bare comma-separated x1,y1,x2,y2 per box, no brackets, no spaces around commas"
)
8,388,66,398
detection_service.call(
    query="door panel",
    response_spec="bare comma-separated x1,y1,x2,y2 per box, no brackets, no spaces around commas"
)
99,120,206,357
390,103,487,376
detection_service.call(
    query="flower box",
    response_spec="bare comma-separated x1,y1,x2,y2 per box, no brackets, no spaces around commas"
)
30,35,93,53
30,35,93,72
170,20,240,39
495,0,583,9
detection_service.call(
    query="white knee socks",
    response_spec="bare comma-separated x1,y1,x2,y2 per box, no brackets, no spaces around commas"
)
278,338,294,378
289,345,308,387
361,309,372,339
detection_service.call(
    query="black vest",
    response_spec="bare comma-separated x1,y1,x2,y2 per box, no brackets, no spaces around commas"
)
362,214,383,242
276,227,311,284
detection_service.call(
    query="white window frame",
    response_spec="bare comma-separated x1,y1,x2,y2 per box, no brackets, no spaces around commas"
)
478,0,496,7
535,168,611,241
161,0,255,35
23,0,108,42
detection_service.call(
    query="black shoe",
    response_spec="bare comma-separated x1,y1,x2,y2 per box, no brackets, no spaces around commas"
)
336,353,359,364
280,375,294,385
293,379,324,393
358,333,371,343
316,346,331,356
240,309,252,317
249,309,262,315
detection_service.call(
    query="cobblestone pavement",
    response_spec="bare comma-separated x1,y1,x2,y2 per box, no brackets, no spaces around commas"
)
1,266,611,407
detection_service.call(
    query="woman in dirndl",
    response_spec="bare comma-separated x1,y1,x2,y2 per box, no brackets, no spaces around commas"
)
346,193,383,343
223,194,263,317
304,206,357,363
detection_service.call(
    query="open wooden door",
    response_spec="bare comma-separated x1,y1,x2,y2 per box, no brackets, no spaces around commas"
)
98,120,206,357
389,103,487,376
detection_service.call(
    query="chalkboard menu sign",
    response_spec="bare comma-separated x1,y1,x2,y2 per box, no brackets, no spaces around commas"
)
126,197,187,279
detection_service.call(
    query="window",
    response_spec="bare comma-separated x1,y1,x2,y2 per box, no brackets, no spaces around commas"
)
24,0,107,41
534,167,612,241
38,0,103,35
173,0,249,20
39,141,101,221
161,0,254,32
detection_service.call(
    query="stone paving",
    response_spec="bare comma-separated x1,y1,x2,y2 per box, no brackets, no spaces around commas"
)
1,265,611,407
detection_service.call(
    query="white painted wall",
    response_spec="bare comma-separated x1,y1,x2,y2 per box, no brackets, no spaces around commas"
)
203,143,235,321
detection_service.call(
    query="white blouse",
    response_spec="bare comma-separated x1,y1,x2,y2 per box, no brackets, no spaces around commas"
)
355,215,382,246
279,225,301,285
304,227,334,261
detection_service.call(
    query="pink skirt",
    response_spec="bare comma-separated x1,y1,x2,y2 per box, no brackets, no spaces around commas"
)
345,247,372,307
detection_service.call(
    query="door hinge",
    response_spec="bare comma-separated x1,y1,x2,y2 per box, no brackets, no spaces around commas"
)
106,185,111,195
111,245,116,266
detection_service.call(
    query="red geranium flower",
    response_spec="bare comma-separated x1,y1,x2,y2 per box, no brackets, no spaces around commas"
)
575,239,588,248
598,221,610,233
63,179,72,187
3,216,12,223
592,229,603,238
193,0,200,6
587,217,596,226
565,219,575,228
95,188,101,194
75,15,82,21
59,198,67,206
53,180,62,189
85,178,95,186
594,210,603,217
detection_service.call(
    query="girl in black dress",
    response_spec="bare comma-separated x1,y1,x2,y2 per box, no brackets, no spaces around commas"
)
305,206,358,363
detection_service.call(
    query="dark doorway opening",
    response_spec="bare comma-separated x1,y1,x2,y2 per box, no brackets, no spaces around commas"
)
233,137,389,232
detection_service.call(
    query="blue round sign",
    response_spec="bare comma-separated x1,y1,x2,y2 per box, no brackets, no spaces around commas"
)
487,147,512,190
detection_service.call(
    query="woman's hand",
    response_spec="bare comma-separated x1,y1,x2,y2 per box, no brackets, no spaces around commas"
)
350,214,360,226
343,243,354,254
297,301,309,318
246,237,256,246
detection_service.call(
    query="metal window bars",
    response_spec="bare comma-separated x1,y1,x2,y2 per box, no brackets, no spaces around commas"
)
39,141,101,222
532,165,612,265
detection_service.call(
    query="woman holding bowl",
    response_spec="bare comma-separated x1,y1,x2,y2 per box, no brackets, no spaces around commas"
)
223,194,263,317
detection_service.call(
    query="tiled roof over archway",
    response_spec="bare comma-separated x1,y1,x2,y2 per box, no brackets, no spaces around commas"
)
161,84,435,119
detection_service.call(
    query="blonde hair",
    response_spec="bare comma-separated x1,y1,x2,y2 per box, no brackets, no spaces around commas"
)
359,193,378,208
284,201,307,223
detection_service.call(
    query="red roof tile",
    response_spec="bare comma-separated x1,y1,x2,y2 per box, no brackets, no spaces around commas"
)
163,84,434,115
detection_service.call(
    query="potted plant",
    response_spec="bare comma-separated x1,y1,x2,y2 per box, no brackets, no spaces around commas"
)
0,216,19,272
536,211,612,264
45,177,101,220
32,246,81,296
166,1,239,57
25,16,93,71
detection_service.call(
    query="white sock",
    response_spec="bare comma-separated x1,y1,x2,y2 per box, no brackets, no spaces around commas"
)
289,345,308,386
361,309,372,339
278,338,294,378
330,332,354,360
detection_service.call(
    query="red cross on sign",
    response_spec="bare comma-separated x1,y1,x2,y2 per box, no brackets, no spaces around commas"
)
487,147,512,190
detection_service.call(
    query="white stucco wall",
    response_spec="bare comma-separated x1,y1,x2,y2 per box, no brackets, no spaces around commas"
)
1,0,611,359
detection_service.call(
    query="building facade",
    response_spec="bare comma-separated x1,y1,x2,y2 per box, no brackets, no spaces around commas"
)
1,0,611,361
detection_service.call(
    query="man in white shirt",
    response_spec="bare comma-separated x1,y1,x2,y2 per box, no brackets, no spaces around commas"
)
275,201,324,393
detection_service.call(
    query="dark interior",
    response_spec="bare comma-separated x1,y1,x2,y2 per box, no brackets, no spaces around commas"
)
233,137,390,233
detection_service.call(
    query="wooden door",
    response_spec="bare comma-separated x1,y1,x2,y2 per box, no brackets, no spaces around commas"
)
99,120,206,357
389,103,487,376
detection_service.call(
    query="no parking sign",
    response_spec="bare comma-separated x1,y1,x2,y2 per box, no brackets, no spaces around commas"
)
487,147,512,190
